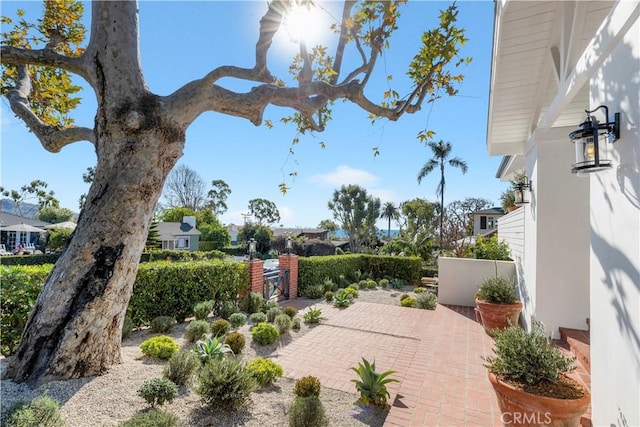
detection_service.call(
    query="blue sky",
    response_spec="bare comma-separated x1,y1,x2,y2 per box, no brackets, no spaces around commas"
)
1,1,505,229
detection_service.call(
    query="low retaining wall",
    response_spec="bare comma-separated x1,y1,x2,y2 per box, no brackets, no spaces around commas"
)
437,257,516,307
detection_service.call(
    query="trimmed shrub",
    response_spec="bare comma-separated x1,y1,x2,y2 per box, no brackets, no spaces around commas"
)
150,316,176,334
282,306,298,319
185,320,210,343
163,350,200,386
414,287,425,294
379,278,389,288
415,292,437,310
273,314,292,335
324,291,334,301
245,357,284,387
137,377,178,408
196,358,257,411
358,280,368,289
261,299,279,313
225,332,246,354
251,323,280,345
294,375,321,398
229,313,247,328
210,319,231,337
118,409,179,427
217,301,239,320
249,312,267,324
193,300,215,321
122,315,134,341
400,293,410,301
5,394,63,427
400,297,417,308
303,284,324,299
291,317,301,330
266,307,282,323
366,279,377,289
244,292,264,314
342,287,358,299
288,396,328,427
140,336,179,360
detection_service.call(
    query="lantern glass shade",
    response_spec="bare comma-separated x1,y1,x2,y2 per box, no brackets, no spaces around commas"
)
285,237,293,253
569,116,614,175
248,239,257,258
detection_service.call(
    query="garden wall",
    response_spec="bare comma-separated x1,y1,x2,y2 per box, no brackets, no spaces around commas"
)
437,257,516,307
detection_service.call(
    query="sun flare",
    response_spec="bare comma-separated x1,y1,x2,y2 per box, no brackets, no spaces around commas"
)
284,3,326,45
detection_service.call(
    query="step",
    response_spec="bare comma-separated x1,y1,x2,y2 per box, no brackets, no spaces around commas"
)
558,327,591,427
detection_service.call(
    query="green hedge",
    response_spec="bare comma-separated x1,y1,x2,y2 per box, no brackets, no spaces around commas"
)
0,253,61,266
128,260,248,325
0,265,53,356
0,260,249,356
298,254,422,296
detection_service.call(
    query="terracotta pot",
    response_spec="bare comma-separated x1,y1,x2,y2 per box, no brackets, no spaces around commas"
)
488,371,590,427
475,298,522,335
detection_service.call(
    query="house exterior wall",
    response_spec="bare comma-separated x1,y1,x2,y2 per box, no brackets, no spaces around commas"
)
497,208,524,261
534,139,591,337
588,13,640,426
472,214,500,236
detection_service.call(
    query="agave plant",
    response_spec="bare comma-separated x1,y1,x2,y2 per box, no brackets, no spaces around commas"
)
350,357,399,406
332,292,351,308
194,334,233,362
303,306,323,324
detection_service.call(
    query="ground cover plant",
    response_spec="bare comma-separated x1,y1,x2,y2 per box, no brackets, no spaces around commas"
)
140,336,179,360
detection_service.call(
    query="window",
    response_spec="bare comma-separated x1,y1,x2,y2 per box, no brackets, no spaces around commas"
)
480,216,487,230
176,237,190,249
488,217,495,229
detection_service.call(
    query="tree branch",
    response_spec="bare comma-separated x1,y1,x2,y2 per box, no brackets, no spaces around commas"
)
0,46,89,80
7,66,95,152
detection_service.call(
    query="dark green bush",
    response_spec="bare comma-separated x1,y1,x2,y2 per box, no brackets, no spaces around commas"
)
150,316,176,333
139,249,226,263
128,260,248,325
358,280,368,289
122,315,134,341
251,323,280,345
118,409,179,427
217,301,239,320
303,284,324,299
245,357,284,387
137,377,178,408
163,350,200,386
288,396,328,427
140,336,179,360
185,320,210,343
196,358,257,411
5,394,64,427
282,306,298,319
0,265,51,356
294,376,321,398
0,254,60,266
291,317,301,330
228,312,247,328
261,299,279,313
249,312,267,324
243,292,264,314
224,332,246,354
379,278,389,288
210,319,231,337
193,300,215,321
472,235,511,261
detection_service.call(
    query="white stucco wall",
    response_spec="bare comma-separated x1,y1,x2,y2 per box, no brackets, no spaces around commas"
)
534,139,591,337
589,12,640,427
438,257,516,307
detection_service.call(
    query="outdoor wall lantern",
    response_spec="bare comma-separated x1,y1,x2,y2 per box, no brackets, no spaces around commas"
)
248,238,256,260
285,237,293,254
514,176,532,205
569,105,620,175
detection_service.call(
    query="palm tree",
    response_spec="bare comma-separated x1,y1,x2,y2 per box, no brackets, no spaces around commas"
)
417,140,468,249
380,202,400,238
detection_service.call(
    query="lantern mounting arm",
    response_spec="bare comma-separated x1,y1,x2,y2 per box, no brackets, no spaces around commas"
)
585,105,620,141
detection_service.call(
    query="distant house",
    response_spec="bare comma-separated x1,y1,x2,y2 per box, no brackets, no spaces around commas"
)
156,216,201,251
271,227,329,241
470,207,505,237
0,212,50,250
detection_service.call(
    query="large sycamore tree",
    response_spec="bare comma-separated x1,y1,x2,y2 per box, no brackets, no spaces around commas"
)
1,0,469,385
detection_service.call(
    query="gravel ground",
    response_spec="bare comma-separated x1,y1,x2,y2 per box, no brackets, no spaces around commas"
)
0,286,417,426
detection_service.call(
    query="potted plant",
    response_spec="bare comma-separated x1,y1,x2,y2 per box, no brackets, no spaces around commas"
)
484,323,590,426
475,275,522,335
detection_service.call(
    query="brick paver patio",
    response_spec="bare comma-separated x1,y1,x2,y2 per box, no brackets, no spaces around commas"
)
275,301,502,426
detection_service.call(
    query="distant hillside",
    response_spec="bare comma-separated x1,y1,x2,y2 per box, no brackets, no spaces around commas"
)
1,199,39,218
